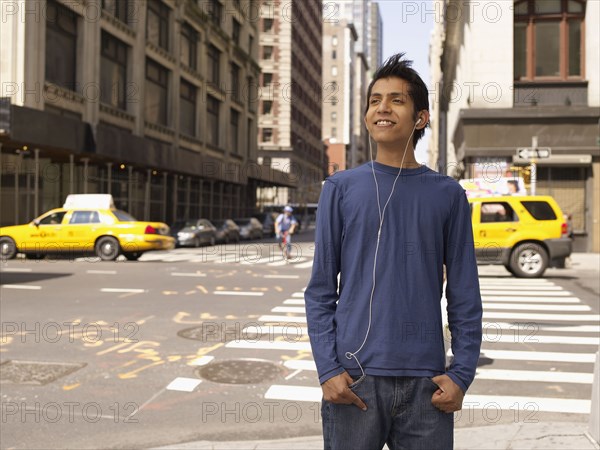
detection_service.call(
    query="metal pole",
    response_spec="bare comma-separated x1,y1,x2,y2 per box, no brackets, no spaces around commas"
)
69,154,74,194
106,162,112,194
15,153,22,224
33,149,39,217
144,169,151,221
530,136,538,196
128,166,133,211
162,172,167,221
81,157,89,193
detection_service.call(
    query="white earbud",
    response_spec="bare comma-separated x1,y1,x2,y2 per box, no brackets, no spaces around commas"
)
416,118,422,125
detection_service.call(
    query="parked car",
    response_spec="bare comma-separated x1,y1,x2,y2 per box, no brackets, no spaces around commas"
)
212,219,240,244
0,194,174,261
252,212,278,237
170,219,217,247
469,195,572,278
233,218,264,240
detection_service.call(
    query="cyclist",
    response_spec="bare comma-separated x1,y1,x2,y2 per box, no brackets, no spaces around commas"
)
275,205,298,260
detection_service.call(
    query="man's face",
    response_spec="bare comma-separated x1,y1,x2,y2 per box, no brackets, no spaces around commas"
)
365,77,417,146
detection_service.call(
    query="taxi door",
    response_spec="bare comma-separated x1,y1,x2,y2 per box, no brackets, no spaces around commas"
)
62,210,102,253
473,200,521,264
25,210,67,254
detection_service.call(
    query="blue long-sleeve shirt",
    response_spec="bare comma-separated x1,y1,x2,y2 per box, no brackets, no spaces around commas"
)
305,161,482,392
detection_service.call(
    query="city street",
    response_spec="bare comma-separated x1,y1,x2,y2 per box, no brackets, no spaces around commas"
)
1,229,598,449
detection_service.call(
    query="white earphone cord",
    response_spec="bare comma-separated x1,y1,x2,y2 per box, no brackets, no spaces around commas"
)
344,123,419,380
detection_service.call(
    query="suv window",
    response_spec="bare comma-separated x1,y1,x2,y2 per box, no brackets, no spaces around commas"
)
521,201,557,220
38,211,67,225
69,211,100,224
480,202,517,223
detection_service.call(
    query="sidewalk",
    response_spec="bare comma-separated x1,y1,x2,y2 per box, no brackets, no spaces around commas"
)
156,422,599,449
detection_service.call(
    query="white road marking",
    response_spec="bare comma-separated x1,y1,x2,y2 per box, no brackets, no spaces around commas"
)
291,292,305,298
480,285,563,291
171,272,206,277
283,360,317,371
225,340,312,351
213,291,264,296
166,377,203,392
485,322,600,333
271,306,306,314
462,395,590,415
483,303,591,312
294,261,314,269
87,270,117,274
483,334,599,345
483,312,600,322
258,315,307,323
475,369,592,384
264,385,322,402
242,325,308,337
2,284,42,290
283,299,306,305
478,349,596,363
100,288,145,293
481,290,573,297
188,356,215,366
1,268,32,272
263,275,300,279
483,296,580,303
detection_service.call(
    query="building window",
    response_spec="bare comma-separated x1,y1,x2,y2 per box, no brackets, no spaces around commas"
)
101,0,129,24
331,66,338,76
180,79,197,136
331,111,337,121
332,50,337,59
207,95,220,147
232,19,241,45
247,118,253,156
263,18,274,33
205,0,223,26
146,0,169,50
514,0,585,80
263,73,273,86
262,128,273,142
331,127,337,138
207,44,221,86
145,59,169,126
100,31,128,110
332,35,338,46
230,63,240,101
248,35,254,57
263,46,273,59
45,0,77,91
262,100,273,115
180,23,198,70
230,109,240,152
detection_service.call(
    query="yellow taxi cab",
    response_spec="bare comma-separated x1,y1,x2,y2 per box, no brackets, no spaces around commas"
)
469,195,572,278
0,194,175,261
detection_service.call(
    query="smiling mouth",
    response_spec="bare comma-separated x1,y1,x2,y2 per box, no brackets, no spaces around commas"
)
374,120,395,126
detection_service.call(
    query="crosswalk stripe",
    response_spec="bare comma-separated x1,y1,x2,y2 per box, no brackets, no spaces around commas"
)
478,349,596,363
482,322,600,333
483,334,599,345
258,315,307,323
291,292,305,298
482,297,581,303
479,285,563,291
481,290,573,297
283,360,317,371
475,369,592,384
271,306,306,313
483,303,591,311
242,326,308,337
483,312,599,322
462,395,590,414
264,385,321,402
225,340,312,351
295,261,314,268
283,299,306,305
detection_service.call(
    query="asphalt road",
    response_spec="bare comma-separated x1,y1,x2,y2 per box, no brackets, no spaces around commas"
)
1,230,598,449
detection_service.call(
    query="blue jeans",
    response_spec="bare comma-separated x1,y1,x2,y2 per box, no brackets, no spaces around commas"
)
321,376,453,450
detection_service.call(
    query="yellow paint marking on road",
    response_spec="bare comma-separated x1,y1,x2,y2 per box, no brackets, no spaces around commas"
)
252,287,269,291
216,286,225,290
120,360,138,368
186,343,224,359
185,290,197,295
167,355,182,362
196,285,209,294
63,383,80,391
225,315,237,319
118,360,165,379
200,312,217,319
274,286,283,292
136,315,155,325
162,290,179,296
248,314,260,319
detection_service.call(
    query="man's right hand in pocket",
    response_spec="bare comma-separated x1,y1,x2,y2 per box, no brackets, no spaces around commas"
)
321,372,367,411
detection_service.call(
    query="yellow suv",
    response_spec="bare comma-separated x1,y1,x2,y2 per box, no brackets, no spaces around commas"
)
0,194,174,261
469,195,572,278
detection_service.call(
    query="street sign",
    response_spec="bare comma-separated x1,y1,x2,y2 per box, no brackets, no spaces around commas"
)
516,147,551,159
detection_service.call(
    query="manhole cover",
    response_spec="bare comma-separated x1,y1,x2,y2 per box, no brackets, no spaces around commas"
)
178,324,239,342
0,360,86,385
197,359,283,384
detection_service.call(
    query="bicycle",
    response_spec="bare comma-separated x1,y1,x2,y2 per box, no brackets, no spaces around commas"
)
279,231,291,262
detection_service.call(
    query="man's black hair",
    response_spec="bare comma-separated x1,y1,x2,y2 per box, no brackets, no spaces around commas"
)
365,53,429,147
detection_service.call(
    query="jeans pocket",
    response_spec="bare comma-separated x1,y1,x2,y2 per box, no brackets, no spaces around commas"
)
426,377,441,390
348,374,366,391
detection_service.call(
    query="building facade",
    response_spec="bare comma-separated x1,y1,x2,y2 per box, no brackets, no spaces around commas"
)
256,0,325,207
430,0,600,252
0,0,294,226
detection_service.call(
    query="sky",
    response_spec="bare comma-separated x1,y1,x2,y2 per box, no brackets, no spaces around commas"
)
377,0,435,162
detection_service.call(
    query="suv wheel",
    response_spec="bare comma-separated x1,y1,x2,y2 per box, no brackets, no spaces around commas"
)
509,243,548,278
0,237,17,260
95,236,120,261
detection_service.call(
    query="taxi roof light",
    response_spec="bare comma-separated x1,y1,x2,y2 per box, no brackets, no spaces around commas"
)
63,194,115,210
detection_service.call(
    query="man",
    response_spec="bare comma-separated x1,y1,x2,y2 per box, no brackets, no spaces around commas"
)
305,54,482,449
275,205,297,260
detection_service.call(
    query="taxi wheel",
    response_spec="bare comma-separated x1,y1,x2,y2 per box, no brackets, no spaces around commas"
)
509,243,548,278
0,237,17,260
95,237,120,261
